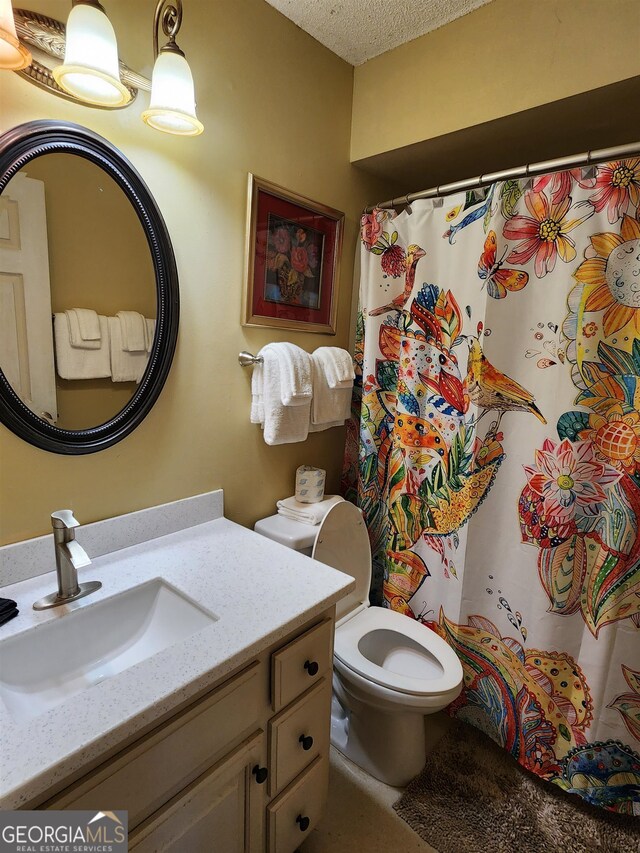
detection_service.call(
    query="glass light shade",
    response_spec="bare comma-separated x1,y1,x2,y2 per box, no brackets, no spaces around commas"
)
142,49,204,136
52,2,130,107
0,0,31,69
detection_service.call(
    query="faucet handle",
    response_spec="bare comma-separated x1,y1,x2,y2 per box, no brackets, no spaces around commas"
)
51,509,80,530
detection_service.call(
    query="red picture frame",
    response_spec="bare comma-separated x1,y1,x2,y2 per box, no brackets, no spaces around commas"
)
243,175,344,334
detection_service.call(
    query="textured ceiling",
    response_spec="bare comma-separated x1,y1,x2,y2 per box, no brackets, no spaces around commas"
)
264,0,493,65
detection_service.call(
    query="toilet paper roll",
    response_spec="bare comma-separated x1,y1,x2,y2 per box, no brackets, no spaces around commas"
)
295,466,326,504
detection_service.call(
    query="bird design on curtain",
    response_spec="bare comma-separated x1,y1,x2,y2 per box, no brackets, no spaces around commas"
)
343,159,640,814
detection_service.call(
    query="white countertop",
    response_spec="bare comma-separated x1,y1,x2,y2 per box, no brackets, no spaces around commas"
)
0,516,354,808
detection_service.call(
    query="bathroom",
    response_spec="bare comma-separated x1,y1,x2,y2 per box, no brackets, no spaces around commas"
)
0,0,639,850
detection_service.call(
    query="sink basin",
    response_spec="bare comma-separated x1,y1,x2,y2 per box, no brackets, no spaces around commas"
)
0,578,217,722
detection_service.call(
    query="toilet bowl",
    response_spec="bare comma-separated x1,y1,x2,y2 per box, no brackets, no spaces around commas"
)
254,501,463,787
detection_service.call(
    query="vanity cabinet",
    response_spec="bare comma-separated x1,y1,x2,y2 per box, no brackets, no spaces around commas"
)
38,609,335,853
129,731,266,853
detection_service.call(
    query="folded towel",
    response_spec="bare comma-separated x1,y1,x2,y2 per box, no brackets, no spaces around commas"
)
273,342,312,406
252,345,310,445
310,349,353,428
65,309,101,349
54,314,111,379
117,311,147,352
145,318,156,352
276,495,344,525
108,316,150,383
313,347,355,389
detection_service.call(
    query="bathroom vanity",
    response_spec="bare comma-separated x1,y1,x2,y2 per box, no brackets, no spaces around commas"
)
0,491,354,852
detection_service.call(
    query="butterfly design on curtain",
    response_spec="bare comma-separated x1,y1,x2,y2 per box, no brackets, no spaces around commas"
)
477,231,529,299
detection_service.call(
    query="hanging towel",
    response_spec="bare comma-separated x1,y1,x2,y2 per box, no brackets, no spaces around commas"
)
310,348,353,428
250,356,265,425
54,314,111,379
65,309,101,349
251,344,310,445
309,420,345,432
276,495,344,525
145,318,156,352
108,316,149,382
314,346,355,389
274,342,312,406
116,311,147,352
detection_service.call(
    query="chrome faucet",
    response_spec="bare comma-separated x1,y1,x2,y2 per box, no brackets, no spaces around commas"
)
33,510,102,610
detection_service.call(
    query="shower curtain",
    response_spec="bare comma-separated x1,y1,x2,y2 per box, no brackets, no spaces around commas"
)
343,159,640,814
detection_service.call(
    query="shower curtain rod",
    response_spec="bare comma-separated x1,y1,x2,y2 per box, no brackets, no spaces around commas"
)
365,140,640,212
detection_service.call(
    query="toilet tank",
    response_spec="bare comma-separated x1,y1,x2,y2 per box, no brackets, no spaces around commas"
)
254,514,317,557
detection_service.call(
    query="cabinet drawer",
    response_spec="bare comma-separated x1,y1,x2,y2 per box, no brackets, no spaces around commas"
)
271,617,333,712
129,731,265,853
267,755,328,853
46,661,263,829
268,677,331,796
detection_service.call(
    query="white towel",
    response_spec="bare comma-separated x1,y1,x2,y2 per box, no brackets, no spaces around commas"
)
310,349,353,428
65,309,101,349
276,495,344,525
145,318,156,352
117,311,147,352
314,347,355,389
309,420,345,432
54,314,111,379
274,342,312,406
250,357,265,425
252,345,310,445
108,316,149,383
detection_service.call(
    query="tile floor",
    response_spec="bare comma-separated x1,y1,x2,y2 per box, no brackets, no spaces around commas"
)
299,746,439,853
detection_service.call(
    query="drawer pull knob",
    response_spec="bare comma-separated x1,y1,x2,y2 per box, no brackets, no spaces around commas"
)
304,659,319,676
299,734,314,751
252,765,268,784
296,814,310,832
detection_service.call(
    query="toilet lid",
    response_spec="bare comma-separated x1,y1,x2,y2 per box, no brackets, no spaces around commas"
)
312,501,371,622
334,606,463,696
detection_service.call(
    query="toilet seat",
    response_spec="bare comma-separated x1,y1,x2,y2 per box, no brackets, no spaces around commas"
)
334,607,462,697
311,501,462,698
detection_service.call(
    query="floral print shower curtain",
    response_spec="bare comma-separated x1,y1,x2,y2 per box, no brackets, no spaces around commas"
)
343,160,640,814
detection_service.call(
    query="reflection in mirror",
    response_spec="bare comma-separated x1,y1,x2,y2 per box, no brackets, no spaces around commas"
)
0,153,156,431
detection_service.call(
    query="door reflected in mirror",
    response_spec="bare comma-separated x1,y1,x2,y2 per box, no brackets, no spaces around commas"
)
0,152,156,431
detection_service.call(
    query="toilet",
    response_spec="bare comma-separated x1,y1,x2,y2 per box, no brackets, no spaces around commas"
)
254,501,463,787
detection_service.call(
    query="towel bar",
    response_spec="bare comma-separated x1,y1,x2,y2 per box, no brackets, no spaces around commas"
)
238,351,263,367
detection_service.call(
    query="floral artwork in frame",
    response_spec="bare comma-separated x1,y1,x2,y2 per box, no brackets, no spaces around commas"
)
243,175,344,334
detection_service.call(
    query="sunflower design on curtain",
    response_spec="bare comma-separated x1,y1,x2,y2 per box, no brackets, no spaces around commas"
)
343,158,640,814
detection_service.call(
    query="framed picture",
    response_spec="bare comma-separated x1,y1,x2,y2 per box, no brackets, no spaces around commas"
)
243,175,344,334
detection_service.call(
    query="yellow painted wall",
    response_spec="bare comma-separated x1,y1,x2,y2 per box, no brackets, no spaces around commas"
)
351,0,640,162
25,153,156,429
0,0,394,546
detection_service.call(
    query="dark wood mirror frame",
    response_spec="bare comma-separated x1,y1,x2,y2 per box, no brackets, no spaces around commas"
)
0,120,179,455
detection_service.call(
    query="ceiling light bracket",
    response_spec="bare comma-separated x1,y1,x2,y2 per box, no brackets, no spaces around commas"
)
153,0,184,59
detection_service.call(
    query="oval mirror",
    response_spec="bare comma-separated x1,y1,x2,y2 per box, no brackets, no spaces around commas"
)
0,121,179,454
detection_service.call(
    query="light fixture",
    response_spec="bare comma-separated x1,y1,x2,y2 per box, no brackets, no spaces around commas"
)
8,3,202,136
0,0,31,69
142,0,203,137
52,0,131,107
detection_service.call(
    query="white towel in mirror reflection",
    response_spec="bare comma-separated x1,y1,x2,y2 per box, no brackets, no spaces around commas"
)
54,314,111,380
116,311,147,352
108,316,151,383
53,313,156,382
